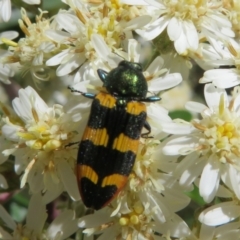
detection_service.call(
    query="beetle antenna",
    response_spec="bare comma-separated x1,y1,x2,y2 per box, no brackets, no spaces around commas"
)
68,86,83,94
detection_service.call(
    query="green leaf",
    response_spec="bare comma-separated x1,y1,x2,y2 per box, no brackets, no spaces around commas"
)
169,110,192,122
186,185,205,206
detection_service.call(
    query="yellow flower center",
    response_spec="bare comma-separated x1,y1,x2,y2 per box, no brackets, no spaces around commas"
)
4,8,53,66
2,104,73,153
119,201,144,226
193,94,240,163
73,0,147,57
227,42,240,70
223,0,240,37
163,0,220,22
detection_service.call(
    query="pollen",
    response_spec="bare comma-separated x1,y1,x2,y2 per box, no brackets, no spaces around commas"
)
14,112,70,152
118,201,145,227
44,140,61,151
119,217,129,226
32,140,43,150
119,214,140,226
130,215,139,225
133,201,144,214
217,123,235,139
195,95,240,163
166,0,210,22
4,8,53,70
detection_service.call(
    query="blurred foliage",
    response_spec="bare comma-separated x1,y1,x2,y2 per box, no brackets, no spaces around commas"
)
186,185,205,206
169,109,193,122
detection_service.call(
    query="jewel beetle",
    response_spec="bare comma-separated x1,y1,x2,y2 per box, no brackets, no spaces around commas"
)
69,60,160,210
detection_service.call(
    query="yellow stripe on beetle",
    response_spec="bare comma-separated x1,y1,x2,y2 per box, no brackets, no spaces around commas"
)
126,101,146,115
101,174,128,188
112,133,139,153
95,92,116,108
82,127,109,147
77,165,98,185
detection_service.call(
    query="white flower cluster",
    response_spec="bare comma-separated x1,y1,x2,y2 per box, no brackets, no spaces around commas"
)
0,0,240,239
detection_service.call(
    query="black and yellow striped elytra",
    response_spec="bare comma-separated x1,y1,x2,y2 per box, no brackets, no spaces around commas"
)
70,60,161,210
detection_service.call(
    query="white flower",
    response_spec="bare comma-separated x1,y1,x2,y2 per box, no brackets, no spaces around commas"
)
3,8,57,85
199,201,240,227
45,0,151,78
134,0,234,55
0,50,15,84
0,31,19,84
223,0,240,37
80,212,191,240
199,37,240,89
163,84,240,203
0,0,11,22
1,86,83,201
197,183,240,227
0,193,79,240
47,33,118,87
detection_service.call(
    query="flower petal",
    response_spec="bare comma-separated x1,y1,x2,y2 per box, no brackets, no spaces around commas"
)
0,205,16,230
57,159,80,201
180,157,206,188
46,49,70,66
148,73,182,92
56,53,85,76
185,101,207,113
155,214,191,238
184,20,198,50
200,69,240,89
163,136,198,155
199,156,220,203
199,202,240,226
78,209,112,228
47,210,79,240
91,34,111,60
161,123,195,135
204,83,227,109
26,193,47,234
136,16,169,41
125,15,152,30
167,17,181,41
1,0,11,22
229,164,240,200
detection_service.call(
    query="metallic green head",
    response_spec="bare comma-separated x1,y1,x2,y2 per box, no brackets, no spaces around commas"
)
97,61,148,98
